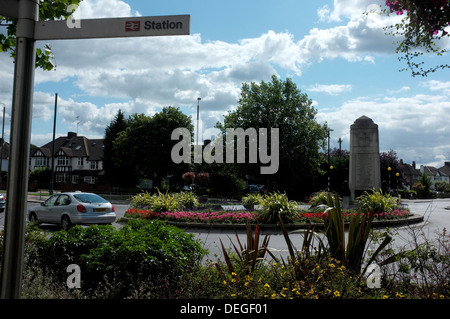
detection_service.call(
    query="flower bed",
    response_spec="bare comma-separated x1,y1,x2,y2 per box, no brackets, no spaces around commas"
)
125,208,258,224
295,209,411,223
125,208,411,225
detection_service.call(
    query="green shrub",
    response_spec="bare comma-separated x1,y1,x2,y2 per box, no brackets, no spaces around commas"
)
357,189,399,214
241,193,264,206
258,192,298,224
130,190,198,212
175,191,199,209
308,191,328,207
28,220,206,297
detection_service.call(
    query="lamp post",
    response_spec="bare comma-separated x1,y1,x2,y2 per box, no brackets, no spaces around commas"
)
388,167,392,192
196,97,201,147
396,172,400,192
327,128,334,192
195,97,201,193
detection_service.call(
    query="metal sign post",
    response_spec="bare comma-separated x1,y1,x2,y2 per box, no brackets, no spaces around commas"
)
0,0,38,299
0,0,190,299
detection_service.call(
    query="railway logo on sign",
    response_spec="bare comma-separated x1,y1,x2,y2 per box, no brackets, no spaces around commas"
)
125,21,141,32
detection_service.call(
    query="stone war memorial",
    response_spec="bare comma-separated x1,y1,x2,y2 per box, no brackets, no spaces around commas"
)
349,115,381,202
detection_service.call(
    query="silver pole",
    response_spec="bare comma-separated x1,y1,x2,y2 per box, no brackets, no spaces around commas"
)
0,104,5,183
0,0,38,299
49,93,57,195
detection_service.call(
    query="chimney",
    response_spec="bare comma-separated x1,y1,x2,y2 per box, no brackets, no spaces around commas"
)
445,162,450,167
67,132,77,139
412,161,416,169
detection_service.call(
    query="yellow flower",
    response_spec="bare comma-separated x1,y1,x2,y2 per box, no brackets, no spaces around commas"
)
231,272,237,276
244,282,250,287
329,263,335,268
230,294,236,297
264,283,271,289
223,280,227,285
383,295,389,299
334,290,340,297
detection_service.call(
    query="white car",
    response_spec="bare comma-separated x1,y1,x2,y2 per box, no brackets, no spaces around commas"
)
28,192,116,230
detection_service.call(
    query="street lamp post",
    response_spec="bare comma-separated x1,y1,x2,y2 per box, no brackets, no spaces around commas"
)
327,128,334,192
195,97,201,193
388,167,392,192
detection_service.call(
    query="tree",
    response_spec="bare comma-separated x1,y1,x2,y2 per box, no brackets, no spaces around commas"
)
113,107,194,189
326,148,350,195
217,75,328,198
1,0,83,71
382,0,450,76
380,149,406,192
103,109,130,187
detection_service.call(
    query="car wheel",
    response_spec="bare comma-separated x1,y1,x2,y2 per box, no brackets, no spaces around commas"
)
61,215,72,230
29,212,39,224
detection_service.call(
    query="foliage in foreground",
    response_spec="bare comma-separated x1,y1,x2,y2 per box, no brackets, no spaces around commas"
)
25,220,205,298
19,221,450,299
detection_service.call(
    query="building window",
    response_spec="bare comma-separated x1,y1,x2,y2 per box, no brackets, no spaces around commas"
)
71,175,79,184
77,157,84,166
84,176,95,184
57,156,69,166
35,157,48,167
56,173,68,183
90,161,99,170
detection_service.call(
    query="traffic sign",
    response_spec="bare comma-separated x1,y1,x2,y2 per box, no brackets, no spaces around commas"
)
35,15,190,40
0,0,19,19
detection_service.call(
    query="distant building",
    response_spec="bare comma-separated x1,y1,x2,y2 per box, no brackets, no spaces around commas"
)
29,132,107,190
401,160,421,189
420,165,450,189
0,138,9,172
439,162,450,179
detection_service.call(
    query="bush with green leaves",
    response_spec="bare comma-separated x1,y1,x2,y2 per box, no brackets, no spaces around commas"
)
357,189,399,214
130,190,198,212
241,193,264,206
28,220,206,297
258,192,298,224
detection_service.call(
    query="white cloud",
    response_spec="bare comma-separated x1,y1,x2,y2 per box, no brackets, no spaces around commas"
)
421,80,450,95
307,83,352,95
76,0,139,19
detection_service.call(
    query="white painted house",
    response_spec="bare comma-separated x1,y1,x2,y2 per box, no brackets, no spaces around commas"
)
30,132,104,186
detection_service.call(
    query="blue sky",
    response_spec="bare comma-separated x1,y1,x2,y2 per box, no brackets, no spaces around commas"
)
1,0,450,168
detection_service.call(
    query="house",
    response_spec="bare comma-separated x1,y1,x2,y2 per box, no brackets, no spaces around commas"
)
420,164,450,189
0,138,9,172
29,132,106,190
401,160,421,189
439,162,450,180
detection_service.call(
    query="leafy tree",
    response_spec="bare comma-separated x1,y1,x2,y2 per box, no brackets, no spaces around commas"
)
103,109,131,187
113,107,193,189
1,0,83,71
380,149,406,192
326,147,350,194
382,0,450,76
217,75,328,198
28,167,51,188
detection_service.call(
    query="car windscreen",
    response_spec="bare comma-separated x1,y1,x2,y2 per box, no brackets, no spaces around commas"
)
73,193,108,204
